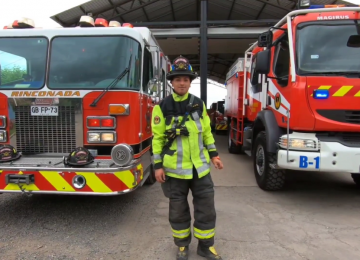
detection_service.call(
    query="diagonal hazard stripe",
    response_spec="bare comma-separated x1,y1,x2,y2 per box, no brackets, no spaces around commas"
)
4,183,40,191
311,85,331,96
333,86,353,96
80,173,112,192
114,170,136,188
137,164,144,182
40,171,75,191
355,91,360,97
61,172,93,192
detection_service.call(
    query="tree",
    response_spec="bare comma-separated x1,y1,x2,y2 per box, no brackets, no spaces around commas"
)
0,65,26,85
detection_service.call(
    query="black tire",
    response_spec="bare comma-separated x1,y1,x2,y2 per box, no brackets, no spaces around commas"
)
228,127,242,154
253,131,285,191
351,173,360,187
145,164,156,185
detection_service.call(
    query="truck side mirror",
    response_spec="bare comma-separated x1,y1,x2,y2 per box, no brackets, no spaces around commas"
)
255,49,271,74
258,31,273,48
148,78,158,93
347,35,360,48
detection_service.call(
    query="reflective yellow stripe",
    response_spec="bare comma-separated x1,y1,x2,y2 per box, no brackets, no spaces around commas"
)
40,171,75,191
194,227,215,239
4,183,40,191
355,90,360,97
172,228,191,239
318,85,331,90
81,173,112,192
114,170,136,188
333,86,353,97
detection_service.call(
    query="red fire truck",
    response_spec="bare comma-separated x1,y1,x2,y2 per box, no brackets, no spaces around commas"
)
0,16,172,195
225,3,360,191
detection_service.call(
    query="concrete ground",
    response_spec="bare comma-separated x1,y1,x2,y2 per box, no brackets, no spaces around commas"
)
0,134,360,260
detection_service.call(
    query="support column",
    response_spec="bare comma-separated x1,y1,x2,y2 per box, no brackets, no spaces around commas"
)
200,0,208,107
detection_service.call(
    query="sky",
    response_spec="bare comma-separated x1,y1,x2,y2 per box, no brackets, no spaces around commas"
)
0,0,359,107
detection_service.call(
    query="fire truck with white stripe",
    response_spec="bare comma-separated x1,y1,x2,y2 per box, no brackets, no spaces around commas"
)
225,2,360,191
0,16,172,195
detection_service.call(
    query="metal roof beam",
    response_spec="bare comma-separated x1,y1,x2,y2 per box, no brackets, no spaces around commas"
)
151,27,269,39
131,19,278,27
109,0,161,20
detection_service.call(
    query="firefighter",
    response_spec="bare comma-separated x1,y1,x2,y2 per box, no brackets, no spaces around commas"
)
151,56,224,260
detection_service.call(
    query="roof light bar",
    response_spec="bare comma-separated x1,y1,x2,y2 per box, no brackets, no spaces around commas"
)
17,17,35,28
79,15,95,27
122,23,134,28
109,21,121,27
95,18,108,27
308,4,359,9
298,0,311,9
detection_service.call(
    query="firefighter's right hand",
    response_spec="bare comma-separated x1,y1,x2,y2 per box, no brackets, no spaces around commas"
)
155,168,166,183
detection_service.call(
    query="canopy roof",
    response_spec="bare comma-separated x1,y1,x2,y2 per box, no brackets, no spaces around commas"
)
51,0,351,83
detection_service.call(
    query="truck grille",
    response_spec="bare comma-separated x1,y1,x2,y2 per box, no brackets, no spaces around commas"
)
15,106,76,154
316,110,360,125
316,132,360,148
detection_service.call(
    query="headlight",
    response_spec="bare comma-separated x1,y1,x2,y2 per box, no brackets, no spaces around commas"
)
101,133,114,142
0,130,7,142
88,132,100,142
87,131,116,143
279,136,318,151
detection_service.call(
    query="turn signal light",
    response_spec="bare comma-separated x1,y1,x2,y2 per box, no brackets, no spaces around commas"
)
87,116,116,129
87,118,100,127
102,118,114,127
109,104,129,115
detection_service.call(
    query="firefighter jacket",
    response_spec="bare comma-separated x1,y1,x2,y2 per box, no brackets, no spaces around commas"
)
151,92,219,179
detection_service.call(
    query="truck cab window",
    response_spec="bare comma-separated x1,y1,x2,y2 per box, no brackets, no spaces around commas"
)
273,37,290,85
0,37,47,89
142,48,154,95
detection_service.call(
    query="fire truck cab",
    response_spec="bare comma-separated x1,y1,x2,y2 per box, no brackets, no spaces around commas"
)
0,16,172,195
225,2,360,191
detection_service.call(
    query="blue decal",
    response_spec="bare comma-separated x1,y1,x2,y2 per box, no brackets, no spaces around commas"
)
299,156,308,168
299,156,320,169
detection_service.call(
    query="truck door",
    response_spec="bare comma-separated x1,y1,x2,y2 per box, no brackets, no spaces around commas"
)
267,32,291,118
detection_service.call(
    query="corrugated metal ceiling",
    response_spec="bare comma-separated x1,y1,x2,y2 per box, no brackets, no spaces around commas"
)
51,0,354,83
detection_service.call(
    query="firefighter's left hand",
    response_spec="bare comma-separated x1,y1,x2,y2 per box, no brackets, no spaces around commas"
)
211,157,223,170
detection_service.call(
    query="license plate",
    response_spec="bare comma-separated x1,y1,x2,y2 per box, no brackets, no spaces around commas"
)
31,106,58,116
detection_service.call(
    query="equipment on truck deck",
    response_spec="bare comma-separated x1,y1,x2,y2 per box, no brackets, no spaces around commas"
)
0,16,174,196
224,1,360,191
209,100,227,134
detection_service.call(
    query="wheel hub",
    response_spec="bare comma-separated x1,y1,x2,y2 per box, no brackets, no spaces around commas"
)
256,145,265,176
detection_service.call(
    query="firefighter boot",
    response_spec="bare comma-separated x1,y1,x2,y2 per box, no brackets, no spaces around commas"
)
176,246,189,260
197,244,223,260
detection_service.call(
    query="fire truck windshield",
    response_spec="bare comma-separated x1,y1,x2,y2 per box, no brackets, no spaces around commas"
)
0,37,48,89
48,36,141,90
296,20,360,75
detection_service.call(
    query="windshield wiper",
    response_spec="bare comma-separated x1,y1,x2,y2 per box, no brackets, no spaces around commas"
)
90,54,132,107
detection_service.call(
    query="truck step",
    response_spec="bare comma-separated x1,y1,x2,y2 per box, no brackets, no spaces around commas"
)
245,138,251,144
244,150,251,157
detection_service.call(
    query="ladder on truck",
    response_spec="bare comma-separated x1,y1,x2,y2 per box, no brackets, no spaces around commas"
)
227,57,246,146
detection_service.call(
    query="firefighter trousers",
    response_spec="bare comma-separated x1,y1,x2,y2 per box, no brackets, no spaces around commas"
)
161,167,216,248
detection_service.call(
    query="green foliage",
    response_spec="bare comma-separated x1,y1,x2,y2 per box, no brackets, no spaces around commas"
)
1,65,26,85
